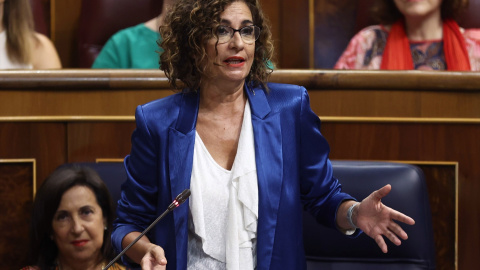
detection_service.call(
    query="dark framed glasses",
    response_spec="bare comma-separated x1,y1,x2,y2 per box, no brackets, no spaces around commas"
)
214,25,261,44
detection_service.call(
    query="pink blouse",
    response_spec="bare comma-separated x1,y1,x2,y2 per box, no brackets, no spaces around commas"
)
334,25,480,71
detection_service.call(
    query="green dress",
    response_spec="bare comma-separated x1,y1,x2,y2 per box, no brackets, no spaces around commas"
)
92,23,163,69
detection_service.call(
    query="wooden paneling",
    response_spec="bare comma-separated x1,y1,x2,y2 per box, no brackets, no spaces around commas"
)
278,0,310,68
51,0,82,67
418,164,457,270
0,122,66,184
0,70,173,116
2,70,480,117
0,160,35,269
67,122,135,162
258,0,281,66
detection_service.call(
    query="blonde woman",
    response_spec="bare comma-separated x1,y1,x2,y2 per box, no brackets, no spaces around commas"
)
0,0,61,69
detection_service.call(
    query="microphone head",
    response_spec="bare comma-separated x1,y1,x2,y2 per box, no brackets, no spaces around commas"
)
176,189,191,204
168,189,191,211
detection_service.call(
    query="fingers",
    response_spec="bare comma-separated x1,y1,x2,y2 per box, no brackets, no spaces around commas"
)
395,213,416,226
374,234,388,253
141,245,168,270
384,227,402,246
151,246,168,265
372,184,392,200
387,207,416,226
388,220,409,240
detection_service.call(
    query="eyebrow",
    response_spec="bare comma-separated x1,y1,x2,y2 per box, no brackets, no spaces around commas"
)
220,19,254,25
55,205,95,213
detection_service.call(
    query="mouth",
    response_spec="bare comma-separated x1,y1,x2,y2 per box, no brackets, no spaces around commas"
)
71,240,89,247
224,57,246,67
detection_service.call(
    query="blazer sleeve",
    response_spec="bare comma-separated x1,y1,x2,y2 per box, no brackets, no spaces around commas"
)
112,105,161,259
297,87,357,230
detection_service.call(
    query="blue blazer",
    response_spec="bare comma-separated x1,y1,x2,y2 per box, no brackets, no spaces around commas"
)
112,83,356,270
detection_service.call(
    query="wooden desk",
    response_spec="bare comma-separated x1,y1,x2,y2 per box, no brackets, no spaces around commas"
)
1,69,478,270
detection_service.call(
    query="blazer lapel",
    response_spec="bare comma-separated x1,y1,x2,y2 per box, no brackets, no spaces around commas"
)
246,84,284,270
167,86,284,269
168,91,198,269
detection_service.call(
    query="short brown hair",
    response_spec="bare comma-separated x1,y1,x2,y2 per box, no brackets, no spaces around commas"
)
160,0,274,92
371,0,469,25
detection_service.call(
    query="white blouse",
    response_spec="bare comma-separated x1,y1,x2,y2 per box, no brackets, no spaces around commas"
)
188,101,258,270
0,31,32,69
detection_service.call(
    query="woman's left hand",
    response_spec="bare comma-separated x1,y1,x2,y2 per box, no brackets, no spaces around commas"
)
354,184,416,253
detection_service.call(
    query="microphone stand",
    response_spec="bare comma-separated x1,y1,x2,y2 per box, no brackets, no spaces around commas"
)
103,189,191,270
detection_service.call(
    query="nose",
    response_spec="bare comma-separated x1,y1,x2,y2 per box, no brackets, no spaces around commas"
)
229,31,245,50
71,217,85,234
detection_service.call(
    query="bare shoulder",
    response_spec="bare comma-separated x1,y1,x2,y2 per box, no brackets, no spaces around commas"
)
31,32,62,69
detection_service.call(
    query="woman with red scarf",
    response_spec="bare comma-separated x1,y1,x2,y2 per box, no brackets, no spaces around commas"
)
334,0,480,71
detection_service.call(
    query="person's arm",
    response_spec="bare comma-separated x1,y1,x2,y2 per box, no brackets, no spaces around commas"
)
336,184,416,253
297,86,415,252
335,200,358,231
31,33,61,69
121,232,167,269
297,86,357,230
112,105,168,268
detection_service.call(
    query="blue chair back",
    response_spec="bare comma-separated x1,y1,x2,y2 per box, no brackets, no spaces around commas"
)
304,161,436,270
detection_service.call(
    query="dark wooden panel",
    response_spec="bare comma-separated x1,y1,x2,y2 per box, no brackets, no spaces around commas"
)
416,164,456,270
2,70,480,118
0,89,171,116
259,0,281,66
67,122,136,162
322,121,480,270
0,161,34,269
278,1,309,68
0,122,66,185
52,0,82,67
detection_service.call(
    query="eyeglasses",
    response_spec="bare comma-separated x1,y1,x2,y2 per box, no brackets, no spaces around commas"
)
214,25,261,44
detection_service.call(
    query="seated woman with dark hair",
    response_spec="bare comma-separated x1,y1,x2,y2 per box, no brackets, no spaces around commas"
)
335,0,480,71
22,166,125,270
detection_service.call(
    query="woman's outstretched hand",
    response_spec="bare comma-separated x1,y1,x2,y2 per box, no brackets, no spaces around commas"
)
354,184,416,253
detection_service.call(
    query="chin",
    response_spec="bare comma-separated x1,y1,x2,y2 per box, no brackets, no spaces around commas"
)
223,71,249,81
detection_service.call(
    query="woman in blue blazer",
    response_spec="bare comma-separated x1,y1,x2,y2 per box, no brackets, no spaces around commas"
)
112,0,415,269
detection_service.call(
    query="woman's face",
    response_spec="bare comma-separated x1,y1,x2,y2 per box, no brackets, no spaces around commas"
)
394,0,443,19
203,1,256,85
52,185,106,265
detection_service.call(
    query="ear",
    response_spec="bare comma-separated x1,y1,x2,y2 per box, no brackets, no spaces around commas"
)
103,217,107,230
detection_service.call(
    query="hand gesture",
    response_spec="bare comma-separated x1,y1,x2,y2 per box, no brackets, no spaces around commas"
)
355,184,416,253
140,244,168,270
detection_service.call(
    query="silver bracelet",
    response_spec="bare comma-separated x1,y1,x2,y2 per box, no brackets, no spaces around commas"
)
347,202,360,229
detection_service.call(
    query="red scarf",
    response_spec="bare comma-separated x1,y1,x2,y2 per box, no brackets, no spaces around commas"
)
380,19,471,71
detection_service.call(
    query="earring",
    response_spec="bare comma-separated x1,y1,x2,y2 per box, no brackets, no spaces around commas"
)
104,226,107,230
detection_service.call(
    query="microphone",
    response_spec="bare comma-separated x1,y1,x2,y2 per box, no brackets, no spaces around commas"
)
103,189,191,270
